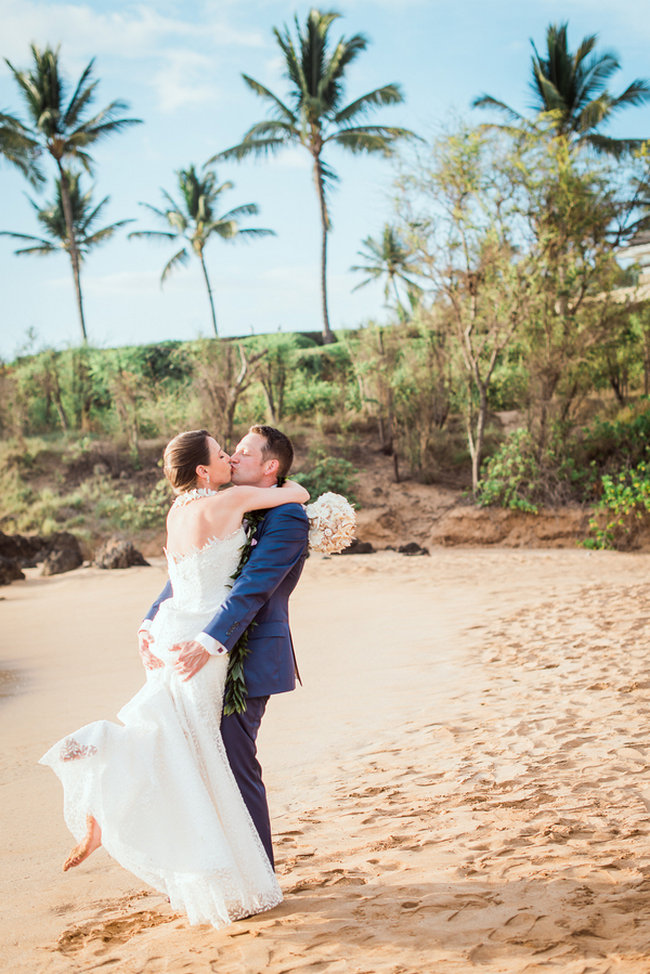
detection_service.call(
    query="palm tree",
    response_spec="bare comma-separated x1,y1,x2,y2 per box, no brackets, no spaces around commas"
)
4,44,141,341
0,109,42,185
0,171,132,336
129,164,274,337
350,224,421,314
473,23,650,156
212,8,415,342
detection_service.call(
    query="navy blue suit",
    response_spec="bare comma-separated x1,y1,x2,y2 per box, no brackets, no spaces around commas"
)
144,502,309,865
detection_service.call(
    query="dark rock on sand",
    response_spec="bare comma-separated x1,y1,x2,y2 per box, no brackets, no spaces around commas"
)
93,538,150,570
0,554,25,585
339,538,375,555
41,533,83,576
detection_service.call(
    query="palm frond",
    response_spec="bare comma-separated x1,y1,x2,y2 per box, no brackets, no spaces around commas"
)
81,193,107,234
241,75,297,123
63,59,96,127
576,95,611,134
324,32,367,91
137,202,174,222
0,229,51,244
12,243,59,256
128,229,178,242
586,133,645,158
471,94,524,125
0,110,43,183
215,135,288,162
216,203,259,222
84,220,133,247
274,22,307,97
328,125,414,153
610,79,650,110
334,84,404,125
230,226,275,241
161,247,190,284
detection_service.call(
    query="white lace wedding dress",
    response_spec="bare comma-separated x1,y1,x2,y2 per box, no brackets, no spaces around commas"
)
39,526,282,928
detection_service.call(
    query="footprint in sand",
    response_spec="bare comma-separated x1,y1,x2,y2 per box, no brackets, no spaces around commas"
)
55,908,179,956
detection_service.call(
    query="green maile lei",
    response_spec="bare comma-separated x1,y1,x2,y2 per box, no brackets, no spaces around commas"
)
222,510,266,716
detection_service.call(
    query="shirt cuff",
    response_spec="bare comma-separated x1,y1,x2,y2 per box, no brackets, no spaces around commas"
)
138,619,153,633
196,632,227,656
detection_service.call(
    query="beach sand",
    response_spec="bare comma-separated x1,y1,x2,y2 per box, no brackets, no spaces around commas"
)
1,547,650,973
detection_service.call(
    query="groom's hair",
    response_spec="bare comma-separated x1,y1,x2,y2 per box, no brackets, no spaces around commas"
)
249,425,294,483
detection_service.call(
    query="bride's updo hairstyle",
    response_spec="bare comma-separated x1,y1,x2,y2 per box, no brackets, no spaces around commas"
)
163,429,211,494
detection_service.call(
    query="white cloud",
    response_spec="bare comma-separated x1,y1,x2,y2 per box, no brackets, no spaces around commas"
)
0,0,267,111
150,49,221,113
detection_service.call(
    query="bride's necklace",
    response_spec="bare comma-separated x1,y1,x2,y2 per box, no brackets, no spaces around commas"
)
172,487,219,509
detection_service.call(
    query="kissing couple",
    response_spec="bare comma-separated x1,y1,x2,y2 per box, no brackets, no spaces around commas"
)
40,424,312,927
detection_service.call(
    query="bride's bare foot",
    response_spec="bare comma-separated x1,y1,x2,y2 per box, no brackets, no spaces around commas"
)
63,815,102,872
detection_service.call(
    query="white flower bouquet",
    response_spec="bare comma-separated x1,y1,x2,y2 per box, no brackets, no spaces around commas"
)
306,492,356,554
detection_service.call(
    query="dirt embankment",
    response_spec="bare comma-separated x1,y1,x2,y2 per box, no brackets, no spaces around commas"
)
351,448,648,552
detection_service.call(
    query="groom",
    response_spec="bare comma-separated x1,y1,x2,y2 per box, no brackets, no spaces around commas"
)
139,425,309,867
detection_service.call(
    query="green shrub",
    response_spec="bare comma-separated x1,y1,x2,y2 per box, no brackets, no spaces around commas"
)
477,428,590,511
576,407,650,475
294,454,359,506
476,430,541,512
586,461,650,549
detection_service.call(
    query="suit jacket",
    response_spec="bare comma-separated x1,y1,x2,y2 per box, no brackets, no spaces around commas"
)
144,502,309,698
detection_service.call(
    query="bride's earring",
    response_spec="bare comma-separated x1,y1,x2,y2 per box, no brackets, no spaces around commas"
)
205,472,210,485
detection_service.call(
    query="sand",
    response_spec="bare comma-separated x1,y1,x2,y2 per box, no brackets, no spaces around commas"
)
1,547,650,973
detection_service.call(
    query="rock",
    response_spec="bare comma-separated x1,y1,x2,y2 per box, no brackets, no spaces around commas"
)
41,533,83,576
339,538,375,555
93,538,150,570
0,529,84,576
0,555,25,585
0,530,44,567
398,542,430,556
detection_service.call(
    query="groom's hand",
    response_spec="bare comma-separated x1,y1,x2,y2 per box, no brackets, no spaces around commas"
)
170,640,211,681
138,628,164,671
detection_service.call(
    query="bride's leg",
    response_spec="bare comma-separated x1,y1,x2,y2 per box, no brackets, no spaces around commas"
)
63,815,102,872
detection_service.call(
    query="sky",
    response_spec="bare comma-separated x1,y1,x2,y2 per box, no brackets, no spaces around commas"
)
1,0,650,361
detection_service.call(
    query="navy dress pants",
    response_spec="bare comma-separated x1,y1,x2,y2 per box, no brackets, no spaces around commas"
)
220,695,274,868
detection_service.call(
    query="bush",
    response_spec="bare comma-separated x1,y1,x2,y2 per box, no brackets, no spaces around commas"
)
576,407,650,475
294,454,359,506
586,461,650,549
476,428,589,511
476,430,542,512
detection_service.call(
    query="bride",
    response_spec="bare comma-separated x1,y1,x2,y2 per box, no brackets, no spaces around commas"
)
39,429,309,928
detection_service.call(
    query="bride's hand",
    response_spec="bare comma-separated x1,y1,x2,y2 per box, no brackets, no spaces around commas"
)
138,629,164,671
170,640,211,681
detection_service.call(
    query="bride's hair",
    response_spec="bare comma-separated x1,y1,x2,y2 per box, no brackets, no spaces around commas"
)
163,429,211,493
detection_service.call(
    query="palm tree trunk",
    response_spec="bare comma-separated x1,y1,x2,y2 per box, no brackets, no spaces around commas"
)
391,275,405,318
313,158,333,344
56,162,87,344
199,250,218,337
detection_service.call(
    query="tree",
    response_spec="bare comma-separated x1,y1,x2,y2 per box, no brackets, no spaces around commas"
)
214,8,415,342
4,44,141,341
129,164,273,337
397,127,533,492
473,22,650,157
1,169,131,305
350,223,422,315
185,340,267,445
514,135,629,449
